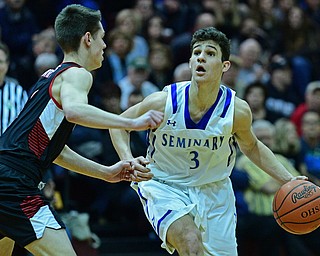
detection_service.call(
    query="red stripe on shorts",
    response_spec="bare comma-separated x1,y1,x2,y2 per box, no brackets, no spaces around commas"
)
20,195,45,219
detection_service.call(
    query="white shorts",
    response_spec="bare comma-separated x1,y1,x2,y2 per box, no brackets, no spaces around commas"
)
131,178,237,255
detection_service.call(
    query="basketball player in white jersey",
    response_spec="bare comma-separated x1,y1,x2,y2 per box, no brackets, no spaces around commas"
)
110,27,307,255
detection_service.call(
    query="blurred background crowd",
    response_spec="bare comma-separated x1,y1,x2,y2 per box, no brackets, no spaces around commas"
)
1,0,320,255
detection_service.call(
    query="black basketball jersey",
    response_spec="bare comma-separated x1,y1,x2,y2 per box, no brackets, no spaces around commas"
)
0,62,81,182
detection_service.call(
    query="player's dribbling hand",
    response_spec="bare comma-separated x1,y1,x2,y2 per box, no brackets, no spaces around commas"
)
130,110,163,131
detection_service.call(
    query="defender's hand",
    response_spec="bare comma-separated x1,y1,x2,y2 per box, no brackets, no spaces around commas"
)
130,110,163,131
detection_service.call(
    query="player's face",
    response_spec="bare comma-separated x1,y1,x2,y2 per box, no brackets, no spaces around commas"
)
90,22,106,70
189,40,227,84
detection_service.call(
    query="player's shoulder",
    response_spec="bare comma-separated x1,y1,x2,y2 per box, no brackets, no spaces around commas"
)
233,96,252,130
234,96,251,117
63,65,88,75
163,81,190,90
144,81,191,107
60,65,92,82
142,91,167,112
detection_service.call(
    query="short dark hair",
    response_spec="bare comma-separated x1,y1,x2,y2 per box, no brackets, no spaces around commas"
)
54,4,102,53
0,42,10,62
190,27,230,62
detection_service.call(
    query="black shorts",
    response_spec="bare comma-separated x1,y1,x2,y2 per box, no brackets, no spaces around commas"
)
0,165,65,247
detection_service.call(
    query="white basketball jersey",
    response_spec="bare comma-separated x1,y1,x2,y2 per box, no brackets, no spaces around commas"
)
147,82,237,186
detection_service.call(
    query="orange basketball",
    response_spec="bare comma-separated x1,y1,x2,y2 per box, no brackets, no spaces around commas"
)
273,179,320,235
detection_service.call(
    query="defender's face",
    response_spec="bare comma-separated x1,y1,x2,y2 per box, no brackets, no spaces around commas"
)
90,22,106,70
189,40,226,83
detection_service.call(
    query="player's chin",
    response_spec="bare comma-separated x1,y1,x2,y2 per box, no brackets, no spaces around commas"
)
194,75,206,83
90,63,102,71
96,61,103,69
95,56,103,68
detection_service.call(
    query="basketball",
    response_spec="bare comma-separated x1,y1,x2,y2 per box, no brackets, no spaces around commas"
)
273,179,320,235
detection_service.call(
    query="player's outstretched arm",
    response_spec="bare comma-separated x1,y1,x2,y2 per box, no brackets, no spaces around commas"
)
57,68,163,131
233,97,307,184
53,145,152,183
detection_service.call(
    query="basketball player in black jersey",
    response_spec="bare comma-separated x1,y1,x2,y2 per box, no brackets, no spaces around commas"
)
0,4,163,255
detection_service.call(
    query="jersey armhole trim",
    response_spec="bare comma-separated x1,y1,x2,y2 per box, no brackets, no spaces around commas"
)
49,64,81,110
220,87,232,118
171,83,178,114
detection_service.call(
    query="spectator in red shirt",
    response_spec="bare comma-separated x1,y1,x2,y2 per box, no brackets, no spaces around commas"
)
291,81,320,136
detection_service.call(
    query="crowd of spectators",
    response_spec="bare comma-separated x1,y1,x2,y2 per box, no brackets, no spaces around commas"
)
1,0,320,255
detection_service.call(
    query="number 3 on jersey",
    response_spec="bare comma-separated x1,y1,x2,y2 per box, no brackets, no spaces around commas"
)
190,151,199,169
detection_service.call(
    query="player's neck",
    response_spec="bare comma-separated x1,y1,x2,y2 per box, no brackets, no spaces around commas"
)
189,84,219,112
63,52,85,67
